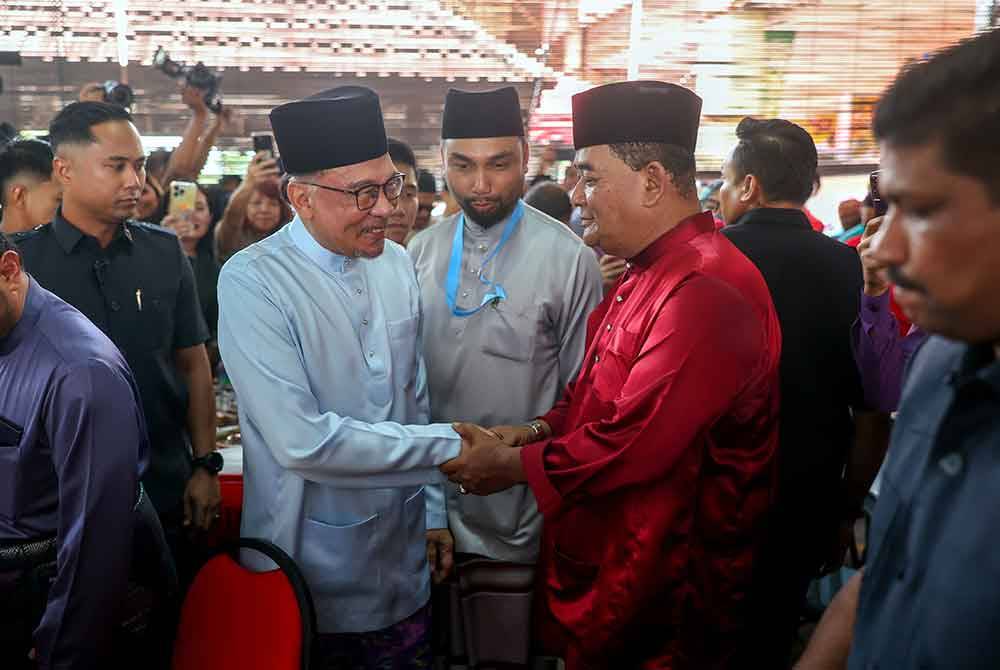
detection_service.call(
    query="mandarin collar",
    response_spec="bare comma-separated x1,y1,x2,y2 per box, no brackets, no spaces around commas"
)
730,207,812,229
288,216,358,274
630,211,717,271
52,208,133,254
461,200,523,241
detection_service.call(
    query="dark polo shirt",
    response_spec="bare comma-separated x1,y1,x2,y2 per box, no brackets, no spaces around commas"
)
850,336,1000,669
14,211,208,513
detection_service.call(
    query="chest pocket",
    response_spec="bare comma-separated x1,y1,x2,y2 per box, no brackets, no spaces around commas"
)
387,316,419,389
590,329,642,406
0,416,24,519
481,302,541,363
126,293,173,354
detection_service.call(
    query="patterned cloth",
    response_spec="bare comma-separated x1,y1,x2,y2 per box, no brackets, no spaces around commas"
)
312,602,432,670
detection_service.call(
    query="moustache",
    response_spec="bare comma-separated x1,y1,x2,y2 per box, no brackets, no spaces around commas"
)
887,266,927,294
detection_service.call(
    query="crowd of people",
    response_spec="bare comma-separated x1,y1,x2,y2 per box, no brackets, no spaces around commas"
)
0,24,998,670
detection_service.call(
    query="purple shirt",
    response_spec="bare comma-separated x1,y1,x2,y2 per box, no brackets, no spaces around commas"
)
851,290,929,412
0,277,148,668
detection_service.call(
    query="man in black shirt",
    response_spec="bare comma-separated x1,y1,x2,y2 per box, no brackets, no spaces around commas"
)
719,117,888,666
15,102,220,574
798,28,1000,670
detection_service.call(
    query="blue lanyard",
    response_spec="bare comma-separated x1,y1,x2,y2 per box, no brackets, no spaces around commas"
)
445,201,524,317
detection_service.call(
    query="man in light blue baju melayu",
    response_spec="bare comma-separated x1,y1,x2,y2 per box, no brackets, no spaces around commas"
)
217,87,462,667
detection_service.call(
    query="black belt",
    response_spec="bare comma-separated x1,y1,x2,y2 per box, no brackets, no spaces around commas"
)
0,536,57,572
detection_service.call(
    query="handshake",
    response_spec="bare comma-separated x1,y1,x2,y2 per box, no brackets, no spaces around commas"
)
439,421,550,496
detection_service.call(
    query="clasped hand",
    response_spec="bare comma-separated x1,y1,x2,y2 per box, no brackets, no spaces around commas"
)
439,422,529,495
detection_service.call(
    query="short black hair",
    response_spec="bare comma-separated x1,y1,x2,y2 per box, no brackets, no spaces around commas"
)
48,101,133,153
525,181,572,222
417,169,436,194
873,28,1000,204
387,137,417,173
0,138,54,206
608,142,697,199
728,117,817,205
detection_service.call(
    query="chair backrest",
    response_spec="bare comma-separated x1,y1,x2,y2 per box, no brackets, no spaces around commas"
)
457,559,536,667
172,538,316,670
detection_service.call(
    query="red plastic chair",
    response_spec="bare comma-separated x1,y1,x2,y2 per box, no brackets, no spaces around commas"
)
172,538,316,670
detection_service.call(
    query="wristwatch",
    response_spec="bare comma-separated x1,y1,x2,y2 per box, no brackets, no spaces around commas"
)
192,451,224,476
527,420,546,440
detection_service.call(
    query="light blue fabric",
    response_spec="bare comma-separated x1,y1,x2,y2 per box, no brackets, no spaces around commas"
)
217,217,461,633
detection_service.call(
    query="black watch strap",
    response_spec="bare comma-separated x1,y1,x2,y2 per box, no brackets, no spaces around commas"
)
192,451,223,475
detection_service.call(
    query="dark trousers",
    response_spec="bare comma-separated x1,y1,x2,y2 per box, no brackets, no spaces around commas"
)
0,495,178,670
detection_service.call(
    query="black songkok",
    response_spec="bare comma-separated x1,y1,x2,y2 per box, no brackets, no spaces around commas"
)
441,87,525,139
572,81,702,153
270,86,389,174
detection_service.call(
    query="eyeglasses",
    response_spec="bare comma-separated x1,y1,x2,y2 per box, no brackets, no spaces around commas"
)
297,172,406,211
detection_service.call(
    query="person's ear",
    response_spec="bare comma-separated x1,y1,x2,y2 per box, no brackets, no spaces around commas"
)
6,184,27,209
53,154,73,188
285,181,313,220
741,173,761,206
0,249,23,283
640,161,671,207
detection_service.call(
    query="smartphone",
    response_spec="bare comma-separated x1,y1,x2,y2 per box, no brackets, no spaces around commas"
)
869,170,888,217
168,181,198,216
252,133,274,157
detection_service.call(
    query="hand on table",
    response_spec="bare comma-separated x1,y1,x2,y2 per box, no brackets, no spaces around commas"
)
440,422,526,496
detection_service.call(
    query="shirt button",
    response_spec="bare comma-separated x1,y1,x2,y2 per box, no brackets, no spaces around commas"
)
368,351,375,358
606,324,612,331
477,244,488,252
462,291,469,298
615,295,623,303
938,452,964,476
593,354,600,363
110,300,121,311
362,319,369,326
356,288,363,295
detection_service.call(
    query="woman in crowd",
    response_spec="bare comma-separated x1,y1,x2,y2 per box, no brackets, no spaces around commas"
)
214,151,290,263
161,185,221,366
135,173,165,224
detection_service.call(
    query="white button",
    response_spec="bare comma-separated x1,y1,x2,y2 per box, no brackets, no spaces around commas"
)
356,288,363,295
368,351,375,357
606,324,612,331
939,452,964,476
462,291,469,298
593,354,600,363
615,295,623,303
362,319,369,326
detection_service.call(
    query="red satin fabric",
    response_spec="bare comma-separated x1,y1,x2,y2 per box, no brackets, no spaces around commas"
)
522,212,782,668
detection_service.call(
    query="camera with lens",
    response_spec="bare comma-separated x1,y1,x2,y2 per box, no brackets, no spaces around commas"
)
152,47,223,113
102,80,135,109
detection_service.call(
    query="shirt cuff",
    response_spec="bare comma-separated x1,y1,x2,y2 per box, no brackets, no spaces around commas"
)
859,290,892,332
423,483,447,530
521,440,563,517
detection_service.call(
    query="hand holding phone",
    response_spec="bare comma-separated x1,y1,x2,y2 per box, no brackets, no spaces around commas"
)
252,133,274,158
168,181,198,217
869,170,889,217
